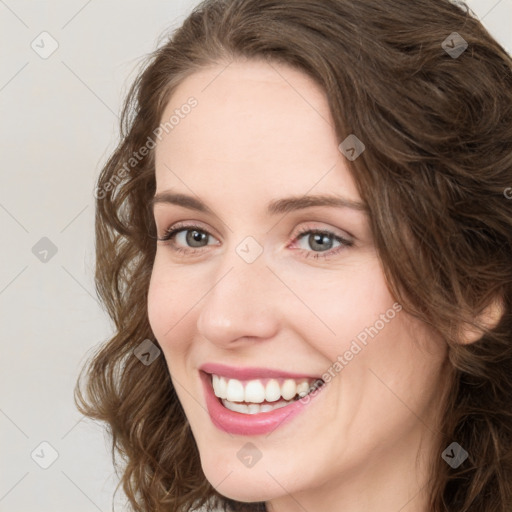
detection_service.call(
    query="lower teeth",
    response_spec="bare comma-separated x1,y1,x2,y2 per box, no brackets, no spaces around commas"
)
221,399,293,414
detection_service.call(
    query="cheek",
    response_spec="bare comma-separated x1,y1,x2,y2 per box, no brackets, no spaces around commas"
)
274,254,396,357
147,258,194,348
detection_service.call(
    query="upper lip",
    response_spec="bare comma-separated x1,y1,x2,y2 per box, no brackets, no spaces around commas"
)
199,362,323,381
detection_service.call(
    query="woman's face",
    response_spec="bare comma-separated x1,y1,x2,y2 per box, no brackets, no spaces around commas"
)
148,60,448,509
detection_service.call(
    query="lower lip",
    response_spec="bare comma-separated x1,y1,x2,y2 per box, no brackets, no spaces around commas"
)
200,371,325,436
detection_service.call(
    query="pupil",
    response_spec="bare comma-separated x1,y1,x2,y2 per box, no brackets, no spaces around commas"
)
311,233,332,251
187,230,207,247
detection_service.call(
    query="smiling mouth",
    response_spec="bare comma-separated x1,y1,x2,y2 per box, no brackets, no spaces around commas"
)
209,373,325,415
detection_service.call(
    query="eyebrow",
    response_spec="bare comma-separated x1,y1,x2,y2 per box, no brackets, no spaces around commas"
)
150,191,367,215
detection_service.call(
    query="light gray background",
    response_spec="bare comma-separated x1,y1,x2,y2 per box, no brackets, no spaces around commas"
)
1,1,511,511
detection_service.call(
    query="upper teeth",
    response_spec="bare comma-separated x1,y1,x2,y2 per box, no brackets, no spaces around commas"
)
211,374,319,403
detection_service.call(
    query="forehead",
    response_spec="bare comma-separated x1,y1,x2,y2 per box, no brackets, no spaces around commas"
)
154,60,361,206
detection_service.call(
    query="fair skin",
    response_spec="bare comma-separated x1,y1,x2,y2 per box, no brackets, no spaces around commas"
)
147,59,450,512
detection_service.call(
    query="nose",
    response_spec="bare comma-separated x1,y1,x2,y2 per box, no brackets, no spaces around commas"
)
196,248,281,348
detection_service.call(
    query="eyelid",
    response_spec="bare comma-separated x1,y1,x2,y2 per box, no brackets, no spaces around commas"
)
290,222,354,244
156,219,220,242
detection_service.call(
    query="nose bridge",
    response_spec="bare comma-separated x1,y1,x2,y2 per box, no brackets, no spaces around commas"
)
196,238,280,345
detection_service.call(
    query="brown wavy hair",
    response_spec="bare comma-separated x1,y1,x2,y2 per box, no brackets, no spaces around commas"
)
75,0,512,510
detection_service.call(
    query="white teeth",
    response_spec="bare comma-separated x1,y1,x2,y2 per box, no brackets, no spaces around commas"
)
265,379,281,402
281,379,297,400
222,399,291,414
211,374,320,404
247,403,261,414
296,381,310,398
226,379,245,402
244,380,266,403
217,376,228,399
223,400,249,414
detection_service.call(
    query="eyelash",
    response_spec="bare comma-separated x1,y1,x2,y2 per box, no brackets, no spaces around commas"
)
156,222,354,260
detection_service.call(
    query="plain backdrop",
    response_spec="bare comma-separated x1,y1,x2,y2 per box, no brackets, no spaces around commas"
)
1,1,511,511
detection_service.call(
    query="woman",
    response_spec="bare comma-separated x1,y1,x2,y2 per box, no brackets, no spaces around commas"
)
76,0,512,511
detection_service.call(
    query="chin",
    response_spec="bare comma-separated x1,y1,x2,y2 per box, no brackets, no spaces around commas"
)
206,474,273,503
199,453,284,503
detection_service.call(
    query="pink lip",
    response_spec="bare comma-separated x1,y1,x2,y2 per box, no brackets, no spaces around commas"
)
199,369,325,436
199,362,321,381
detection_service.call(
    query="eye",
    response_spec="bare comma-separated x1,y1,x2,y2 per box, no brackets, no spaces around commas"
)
290,225,353,259
156,221,354,260
157,222,219,254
